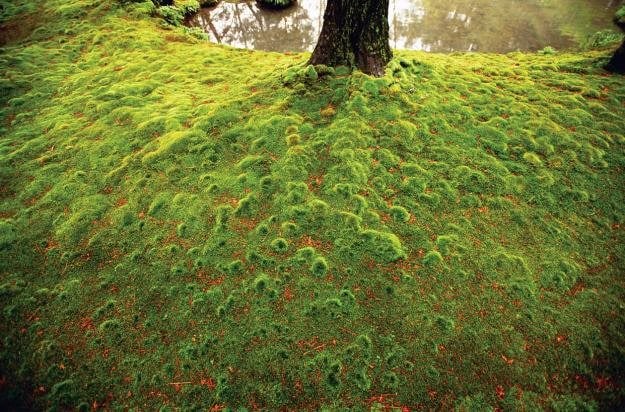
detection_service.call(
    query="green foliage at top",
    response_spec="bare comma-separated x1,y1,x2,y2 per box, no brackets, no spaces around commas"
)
616,6,625,23
1,0,625,410
583,29,623,49
151,0,200,26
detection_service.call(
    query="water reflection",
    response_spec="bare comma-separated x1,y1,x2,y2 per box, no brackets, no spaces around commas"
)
188,1,322,52
186,0,624,53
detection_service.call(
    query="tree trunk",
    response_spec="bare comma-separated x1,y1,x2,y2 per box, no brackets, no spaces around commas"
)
605,41,625,74
309,0,392,76
605,13,625,74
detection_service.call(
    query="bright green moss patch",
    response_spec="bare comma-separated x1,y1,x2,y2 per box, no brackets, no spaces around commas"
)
270,237,288,253
423,250,444,266
389,205,410,222
523,151,543,166
1,0,625,410
361,229,406,263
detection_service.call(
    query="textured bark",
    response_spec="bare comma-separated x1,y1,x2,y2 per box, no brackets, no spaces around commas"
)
309,0,392,76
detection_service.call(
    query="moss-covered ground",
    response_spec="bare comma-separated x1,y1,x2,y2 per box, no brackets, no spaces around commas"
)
1,0,625,410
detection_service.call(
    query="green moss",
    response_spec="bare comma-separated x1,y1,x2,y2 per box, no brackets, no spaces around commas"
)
382,371,399,390
352,367,371,392
455,393,494,411
616,6,625,23
285,134,300,146
540,259,580,291
0,220,17,251
256,222,270,236
99,318,121,332
176,222,188,237
170,263,186,275
423,250,443,266
1,1,625,409
148,192,171,217
295,246,316,262
156,6,185,26
389,205,410,223
55,195,110,245
435,316,455,333
310,256,328,276
48,379,77,408
360,229,406,263
523,151,543,166
435,235,457,256
326,360,342,389
270,237,288,253
237,155,267,173
304,64,318,81
253,273,271,293
226,259,243,275
214,205,233,231
339,288,356,306
280,221,299,237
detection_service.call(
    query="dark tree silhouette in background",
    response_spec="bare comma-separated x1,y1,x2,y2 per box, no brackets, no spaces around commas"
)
606,7,625,74
309,0,392,76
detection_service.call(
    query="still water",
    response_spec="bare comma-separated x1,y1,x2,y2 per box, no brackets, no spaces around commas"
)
186,0,624,53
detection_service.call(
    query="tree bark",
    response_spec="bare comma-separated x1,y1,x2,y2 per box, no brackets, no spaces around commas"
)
309,0,392,76
605,41,625,74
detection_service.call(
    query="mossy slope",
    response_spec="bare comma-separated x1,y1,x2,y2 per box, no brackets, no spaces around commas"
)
1,0,625,410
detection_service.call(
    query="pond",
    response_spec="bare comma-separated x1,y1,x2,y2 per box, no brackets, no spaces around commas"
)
185,0,624,53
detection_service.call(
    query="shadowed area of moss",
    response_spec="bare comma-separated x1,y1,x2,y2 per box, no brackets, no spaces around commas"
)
1,0,625,410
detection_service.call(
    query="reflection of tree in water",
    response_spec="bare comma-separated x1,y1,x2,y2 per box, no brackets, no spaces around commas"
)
392,0,573,52
539,0,625,44
188,0,623,53
389,0,429,50
189,0,322,52
392,0,623,52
